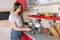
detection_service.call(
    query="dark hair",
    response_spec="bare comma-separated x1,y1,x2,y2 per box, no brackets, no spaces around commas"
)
13,2,24,22
13,2,23,14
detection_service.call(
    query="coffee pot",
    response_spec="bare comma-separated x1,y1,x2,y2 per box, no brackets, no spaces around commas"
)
34,19,42,33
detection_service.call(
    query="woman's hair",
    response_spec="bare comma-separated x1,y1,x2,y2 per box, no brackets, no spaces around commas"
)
13,2,23,13
13,2,24,22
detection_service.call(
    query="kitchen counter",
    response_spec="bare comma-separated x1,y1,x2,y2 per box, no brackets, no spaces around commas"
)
24,32,60,40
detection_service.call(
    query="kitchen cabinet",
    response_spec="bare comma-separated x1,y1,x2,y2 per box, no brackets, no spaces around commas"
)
26,0,34,9
23,33,32,40
37,0,60,4
16,0,26,10
37,0,48,4
48,0,60,2
21,32,59,40
20,32,32,40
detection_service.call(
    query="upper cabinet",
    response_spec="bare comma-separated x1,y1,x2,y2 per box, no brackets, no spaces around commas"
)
47,0,60,2
37,0,48,4
37,0,60,4
16,0,26,10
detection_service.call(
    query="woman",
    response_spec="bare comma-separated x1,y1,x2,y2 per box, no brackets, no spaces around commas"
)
9,2,32,40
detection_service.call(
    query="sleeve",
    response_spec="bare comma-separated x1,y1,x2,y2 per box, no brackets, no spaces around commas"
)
8,15,15,22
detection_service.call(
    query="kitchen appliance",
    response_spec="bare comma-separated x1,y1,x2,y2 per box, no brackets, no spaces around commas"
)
34,19,42,33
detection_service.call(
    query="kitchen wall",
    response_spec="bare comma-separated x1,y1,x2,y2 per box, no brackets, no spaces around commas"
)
0,0,16,9
39,5,59,13
0,0,16,11
33,4,59,13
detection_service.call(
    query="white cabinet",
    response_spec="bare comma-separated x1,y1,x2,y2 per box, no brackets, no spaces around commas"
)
37,0,60,4
26,0,34,8
37,0,48,4
48,0,60,2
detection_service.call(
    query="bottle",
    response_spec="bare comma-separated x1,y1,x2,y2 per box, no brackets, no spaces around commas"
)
33,0,38,5
33,9,38,15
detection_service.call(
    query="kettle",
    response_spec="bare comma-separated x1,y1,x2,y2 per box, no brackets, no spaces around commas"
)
34,19,42,33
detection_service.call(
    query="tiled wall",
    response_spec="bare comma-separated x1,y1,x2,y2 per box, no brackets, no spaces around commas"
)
33,4,59,13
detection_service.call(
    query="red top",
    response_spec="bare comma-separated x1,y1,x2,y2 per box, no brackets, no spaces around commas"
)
28,15,60,20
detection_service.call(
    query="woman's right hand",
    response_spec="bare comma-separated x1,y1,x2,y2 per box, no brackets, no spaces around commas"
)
25,28,32,32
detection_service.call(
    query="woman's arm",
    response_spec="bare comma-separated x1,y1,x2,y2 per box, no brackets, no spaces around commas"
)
10,22,32,31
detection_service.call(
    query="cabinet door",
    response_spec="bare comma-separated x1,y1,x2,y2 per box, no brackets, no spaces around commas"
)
48,0,60,2
37,0,48,4
16,0,26,10
20,36,25,40
23,33,32,40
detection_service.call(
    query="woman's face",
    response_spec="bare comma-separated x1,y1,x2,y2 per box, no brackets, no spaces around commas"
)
17,5,22,12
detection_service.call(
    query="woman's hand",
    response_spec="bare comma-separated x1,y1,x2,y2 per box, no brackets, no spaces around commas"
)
23,25,29,28
25,28,32,32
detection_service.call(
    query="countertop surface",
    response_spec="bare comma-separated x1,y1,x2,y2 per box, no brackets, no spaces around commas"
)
24,32,60,40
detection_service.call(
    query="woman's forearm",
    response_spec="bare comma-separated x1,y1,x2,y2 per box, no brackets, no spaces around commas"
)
13,26,27,31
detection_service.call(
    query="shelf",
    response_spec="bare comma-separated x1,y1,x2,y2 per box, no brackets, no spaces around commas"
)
28,15,60,20
33,1,60,7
